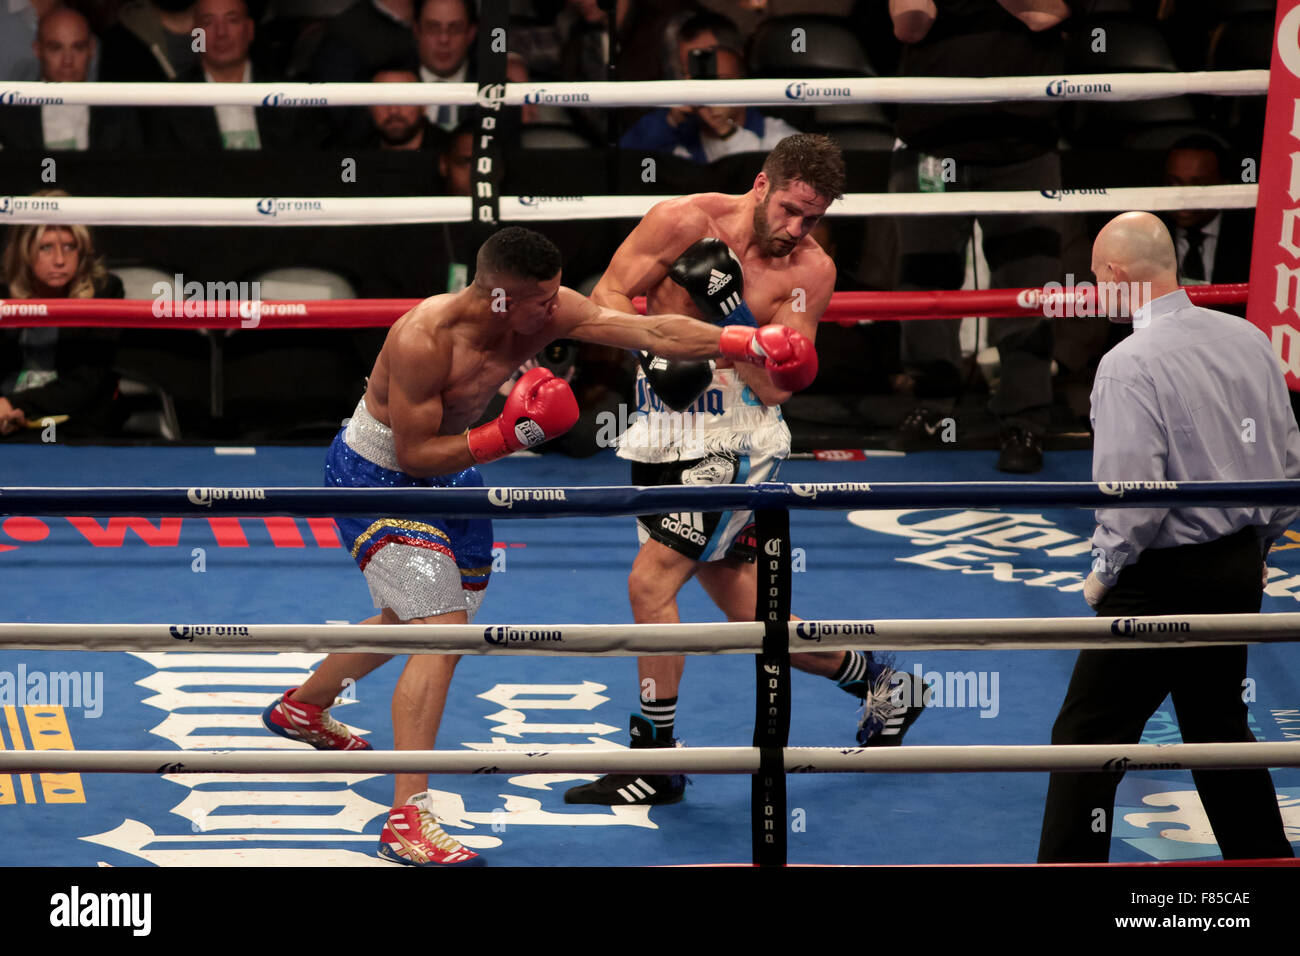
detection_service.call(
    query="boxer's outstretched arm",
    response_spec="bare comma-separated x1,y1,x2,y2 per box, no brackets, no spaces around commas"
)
561,288,721,359
386,324,476,478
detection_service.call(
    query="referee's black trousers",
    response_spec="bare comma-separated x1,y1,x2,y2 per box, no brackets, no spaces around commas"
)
1037,527,1294,862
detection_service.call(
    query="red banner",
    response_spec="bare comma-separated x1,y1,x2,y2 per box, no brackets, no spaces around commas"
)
1247,0,1300,389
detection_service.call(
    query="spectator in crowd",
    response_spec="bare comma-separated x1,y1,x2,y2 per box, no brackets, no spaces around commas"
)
0,197,125,439
365,64,444,151
352,120,472,299
0,0,60,81
1163,134,1253,287
507,51,539,126
558,0,628,82
560,0,704,84
439,118,473,198
99,0,198,82
147,0,324,150
619,12,799,163
312,1,419,146
0,7,143,151
415,0,476,132
888,0,1072,474
312,0,418,83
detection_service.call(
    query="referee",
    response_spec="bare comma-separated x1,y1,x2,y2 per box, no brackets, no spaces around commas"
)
1037,212,1298,862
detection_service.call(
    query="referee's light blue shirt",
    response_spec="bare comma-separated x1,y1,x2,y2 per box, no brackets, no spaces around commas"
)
1090,288,1300,586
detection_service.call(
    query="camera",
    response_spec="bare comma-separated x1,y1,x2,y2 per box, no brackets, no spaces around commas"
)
536,339,578,379
687,48,717,81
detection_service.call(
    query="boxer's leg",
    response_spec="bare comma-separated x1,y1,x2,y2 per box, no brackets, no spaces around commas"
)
389,608,466,809
564,538,695,806
627,536,699,706
293,610,394,707
693,557,836,675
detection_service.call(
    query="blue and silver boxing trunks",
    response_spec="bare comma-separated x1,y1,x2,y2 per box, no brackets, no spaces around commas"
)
324,398,491,621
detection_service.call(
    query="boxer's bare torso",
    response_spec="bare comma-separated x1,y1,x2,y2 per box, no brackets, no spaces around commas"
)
363,288,572,436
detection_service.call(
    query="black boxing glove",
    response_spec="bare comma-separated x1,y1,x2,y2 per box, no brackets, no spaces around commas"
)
668,237,758,327
638,351,713,412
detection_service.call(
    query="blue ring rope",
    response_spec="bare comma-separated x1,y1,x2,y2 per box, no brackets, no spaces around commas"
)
1,480,1300,517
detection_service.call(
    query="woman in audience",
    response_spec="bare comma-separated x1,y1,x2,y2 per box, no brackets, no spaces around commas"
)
0,198,125,438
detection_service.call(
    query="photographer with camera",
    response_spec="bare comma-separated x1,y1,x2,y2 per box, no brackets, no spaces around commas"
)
618,12,800,164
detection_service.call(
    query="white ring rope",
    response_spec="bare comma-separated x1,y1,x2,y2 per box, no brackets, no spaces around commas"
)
2,614,1297,654
0,71,1267,109
0,185,1256,226
0,742,1297,775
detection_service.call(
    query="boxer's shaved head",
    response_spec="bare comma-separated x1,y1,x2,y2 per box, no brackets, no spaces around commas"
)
1093,212,1177,283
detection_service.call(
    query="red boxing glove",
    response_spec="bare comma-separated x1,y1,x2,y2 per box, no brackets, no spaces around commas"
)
718,324,819,393
466,367,579,463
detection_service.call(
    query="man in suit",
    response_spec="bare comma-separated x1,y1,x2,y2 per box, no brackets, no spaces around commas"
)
0,7,142,152
415,0,477,133
146,0,323,151
365,65,444,152
1163,134,1253,288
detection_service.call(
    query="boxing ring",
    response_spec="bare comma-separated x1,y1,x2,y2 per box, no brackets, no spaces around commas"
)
1,470,1299,867
2,9,1300,875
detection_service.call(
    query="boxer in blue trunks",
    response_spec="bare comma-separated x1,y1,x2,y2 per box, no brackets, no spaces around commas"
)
260,226,818,865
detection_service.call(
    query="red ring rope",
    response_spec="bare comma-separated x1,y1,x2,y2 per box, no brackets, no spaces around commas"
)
0,284,1248,329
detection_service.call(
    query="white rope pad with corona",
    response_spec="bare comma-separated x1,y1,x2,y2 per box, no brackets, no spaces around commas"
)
0,186,1257,226
0,71,1266,108
1,614,1297,653
0,742,1297,775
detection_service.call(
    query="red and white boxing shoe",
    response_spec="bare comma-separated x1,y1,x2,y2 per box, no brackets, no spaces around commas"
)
261,686,372,751
378,793,483,866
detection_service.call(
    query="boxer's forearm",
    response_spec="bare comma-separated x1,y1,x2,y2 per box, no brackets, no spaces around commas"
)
572,305,720,358
393,434,478,479
640,313,727,360
732,360,790,407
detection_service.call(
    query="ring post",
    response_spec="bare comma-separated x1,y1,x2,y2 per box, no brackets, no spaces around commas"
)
752,507,792,866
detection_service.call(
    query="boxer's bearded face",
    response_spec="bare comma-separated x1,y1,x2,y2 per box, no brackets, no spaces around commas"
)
752,177,830,258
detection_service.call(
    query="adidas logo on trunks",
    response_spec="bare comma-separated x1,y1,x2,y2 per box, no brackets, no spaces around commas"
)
707,269,731,295
661,512,708,547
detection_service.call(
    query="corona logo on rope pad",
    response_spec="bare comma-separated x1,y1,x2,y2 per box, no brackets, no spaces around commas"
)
486,488,567,509
186,487,267,506
1044,78,1114,97
1098,480,1179,497
261,92,328,107
790,482,872,499
0,300,49,317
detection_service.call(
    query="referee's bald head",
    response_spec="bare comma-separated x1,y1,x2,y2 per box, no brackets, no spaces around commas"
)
1093,212,1178,284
